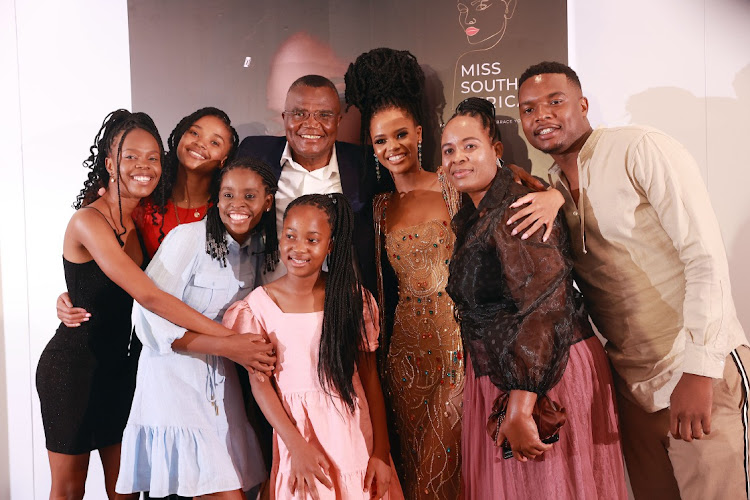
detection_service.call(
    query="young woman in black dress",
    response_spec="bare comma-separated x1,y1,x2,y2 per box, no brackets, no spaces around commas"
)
36,110,275,500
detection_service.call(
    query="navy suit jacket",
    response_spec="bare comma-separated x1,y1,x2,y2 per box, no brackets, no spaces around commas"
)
236,135,378,294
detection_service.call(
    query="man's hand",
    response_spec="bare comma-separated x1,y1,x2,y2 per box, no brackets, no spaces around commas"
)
670,372,714,441
56,292,90,327
507,189,565,242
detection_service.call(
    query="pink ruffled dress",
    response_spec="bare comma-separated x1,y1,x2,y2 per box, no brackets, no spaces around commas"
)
223,287,404,500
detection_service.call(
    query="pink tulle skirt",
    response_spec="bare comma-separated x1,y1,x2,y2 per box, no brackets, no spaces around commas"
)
462,336,628,499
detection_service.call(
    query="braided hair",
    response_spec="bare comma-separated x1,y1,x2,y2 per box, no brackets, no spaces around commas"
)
345,48,426,151
447,97,503,143
205,157,279,271
75,109,165,241
284,193,369,413
150,107,241,244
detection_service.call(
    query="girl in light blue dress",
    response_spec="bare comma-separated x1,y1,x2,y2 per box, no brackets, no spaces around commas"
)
116,158,280,499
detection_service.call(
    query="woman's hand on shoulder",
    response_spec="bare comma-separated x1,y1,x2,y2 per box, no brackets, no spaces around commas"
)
219,332,276,380
364,455,391,499
506,188,564,242
287,437,333,500
56,292,90,327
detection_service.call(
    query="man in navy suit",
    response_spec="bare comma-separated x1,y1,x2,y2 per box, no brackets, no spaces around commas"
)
237,74,378,293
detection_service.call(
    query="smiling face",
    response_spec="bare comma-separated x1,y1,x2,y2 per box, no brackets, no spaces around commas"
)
280,204,332,278
217,168,273,244
441,115,503,206
106,128,162,200
283,85,341,171
457,0,513,45
177,115,233,174
370,107,423,176
518,73,591,157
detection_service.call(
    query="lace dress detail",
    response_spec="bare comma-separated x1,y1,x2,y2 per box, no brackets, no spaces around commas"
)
373,171,464,499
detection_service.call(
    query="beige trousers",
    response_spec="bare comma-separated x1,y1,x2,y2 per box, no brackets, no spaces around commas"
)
616,346,750,500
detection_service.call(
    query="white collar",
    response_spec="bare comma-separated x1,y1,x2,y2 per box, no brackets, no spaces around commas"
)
280,141,339,179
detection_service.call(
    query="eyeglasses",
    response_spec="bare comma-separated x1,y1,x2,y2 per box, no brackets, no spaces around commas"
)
283,109,339,125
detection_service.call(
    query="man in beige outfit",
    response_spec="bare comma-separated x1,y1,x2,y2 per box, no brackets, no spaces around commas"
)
516,61,749,500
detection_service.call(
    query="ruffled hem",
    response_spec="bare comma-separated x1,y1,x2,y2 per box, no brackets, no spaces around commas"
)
116,423,266,497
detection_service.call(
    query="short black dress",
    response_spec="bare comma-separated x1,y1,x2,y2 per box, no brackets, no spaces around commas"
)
36,214,144,454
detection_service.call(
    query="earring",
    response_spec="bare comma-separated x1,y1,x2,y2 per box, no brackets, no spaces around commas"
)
496,158,504,169
110,177,116,183
418,141,423,169
373,154,381,183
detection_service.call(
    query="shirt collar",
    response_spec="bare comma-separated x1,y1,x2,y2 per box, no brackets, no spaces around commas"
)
280,141,339,179
226,231,260,252
578,127,604,165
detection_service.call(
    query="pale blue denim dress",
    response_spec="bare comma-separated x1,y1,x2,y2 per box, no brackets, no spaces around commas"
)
116,219,267,497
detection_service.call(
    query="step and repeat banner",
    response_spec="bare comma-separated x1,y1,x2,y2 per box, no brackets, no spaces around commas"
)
128,0,566,173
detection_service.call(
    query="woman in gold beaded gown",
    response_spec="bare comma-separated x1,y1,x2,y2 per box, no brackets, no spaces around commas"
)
345,48,464,499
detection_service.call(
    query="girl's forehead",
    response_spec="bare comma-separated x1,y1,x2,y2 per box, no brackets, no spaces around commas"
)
221,168,264,187
284,204,331,227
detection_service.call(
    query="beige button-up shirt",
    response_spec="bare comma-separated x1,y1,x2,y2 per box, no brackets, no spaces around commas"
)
549,126,746,412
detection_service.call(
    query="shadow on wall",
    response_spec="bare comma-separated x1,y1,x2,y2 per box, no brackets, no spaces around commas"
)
729,217,750,333
626,63,750,333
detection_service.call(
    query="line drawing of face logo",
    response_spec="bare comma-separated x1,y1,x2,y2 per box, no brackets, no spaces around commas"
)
457,0,518,45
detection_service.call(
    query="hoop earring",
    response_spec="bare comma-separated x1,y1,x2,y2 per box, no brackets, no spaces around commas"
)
496,158,504,169
373,154,381,183
418,141,423,169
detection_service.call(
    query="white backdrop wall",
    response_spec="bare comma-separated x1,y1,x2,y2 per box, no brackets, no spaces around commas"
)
0,0,132,498
1,0,747,498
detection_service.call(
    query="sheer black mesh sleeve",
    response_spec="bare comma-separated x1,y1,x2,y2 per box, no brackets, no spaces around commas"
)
448,169,590,395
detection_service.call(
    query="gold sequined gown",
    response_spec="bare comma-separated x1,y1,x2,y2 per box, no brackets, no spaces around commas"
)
374,180,464,500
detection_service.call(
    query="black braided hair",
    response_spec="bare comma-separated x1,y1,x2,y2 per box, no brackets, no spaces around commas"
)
75,109,165,241
150,107,241,245
204,157,279,270
344,47,426,151
447,97,503,143
284,193,368,413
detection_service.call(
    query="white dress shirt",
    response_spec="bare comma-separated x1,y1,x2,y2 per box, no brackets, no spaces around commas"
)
265,141,343,283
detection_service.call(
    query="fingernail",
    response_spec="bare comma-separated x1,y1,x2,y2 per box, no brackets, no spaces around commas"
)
511,229,517,235
85,313,91,317
543,235,548,242
521,234,529,240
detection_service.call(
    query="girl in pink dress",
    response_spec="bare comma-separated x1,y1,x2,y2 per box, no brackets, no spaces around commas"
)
224,193,403,500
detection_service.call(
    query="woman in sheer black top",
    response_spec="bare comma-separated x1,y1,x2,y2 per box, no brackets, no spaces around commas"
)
441,98,627,499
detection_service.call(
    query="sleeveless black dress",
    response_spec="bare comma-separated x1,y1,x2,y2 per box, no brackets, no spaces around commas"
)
36,213,144,454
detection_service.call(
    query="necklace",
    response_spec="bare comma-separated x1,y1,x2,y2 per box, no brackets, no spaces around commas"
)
173,185,208,224
174,201,206,225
